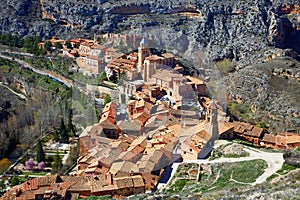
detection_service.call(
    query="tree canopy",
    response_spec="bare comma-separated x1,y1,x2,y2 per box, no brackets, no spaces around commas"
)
59,118,69,143
36,139,45,163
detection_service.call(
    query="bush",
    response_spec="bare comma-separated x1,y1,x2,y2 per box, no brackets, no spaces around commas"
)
37,162,46,171
25,158,35,171
0,158,11,172
228,102,251,120
10,176,20,186
215,59,235,75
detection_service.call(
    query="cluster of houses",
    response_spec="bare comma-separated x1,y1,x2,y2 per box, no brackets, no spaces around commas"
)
226,121,300,149
39,33,140,76
3,36,300,199
1,174,145,199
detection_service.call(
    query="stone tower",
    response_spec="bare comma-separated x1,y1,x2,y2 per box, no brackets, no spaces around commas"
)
137,38,150,73
205,100,219,140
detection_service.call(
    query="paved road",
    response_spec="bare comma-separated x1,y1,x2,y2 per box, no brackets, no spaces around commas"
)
0,54,72,88
0,50,34,57
157,140,284,190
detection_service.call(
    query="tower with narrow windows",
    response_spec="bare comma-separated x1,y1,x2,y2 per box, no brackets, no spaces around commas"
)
205,100,219,140
137,38,150,74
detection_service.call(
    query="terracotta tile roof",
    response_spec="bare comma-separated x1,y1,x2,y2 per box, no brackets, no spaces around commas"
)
87,124,104,137
16,191,35,200
79,125,93,138
276,135,287,146
114,177,134,189
100,102,118,124
162,143,176,154
231,121,265,138
168,124,181,135
277,132,300,144
121,161,139,173
117,120,142,135
38,175,61,187
22,178,39,192
109,161,124,174
144,101,154,110
196,130,212,141
90,174,109,192
127,144,145,154
148,150,164,163
131,175,145,188
262,134,276,144
131,111,150,125
98,157,115,167
61,176,82,183
99,119,119,130
118,151,140,162
88,160,99,168
152,69,184,83
130,135,148,148
145,55,163,61
137,160,156,172
220,122,234,133
102,102,118,113
78,155,94,164
68,177,91,192
3,175,84,200
286,134,300,144
84,167,100,173
110,161,138,174
118,134,135,144
182,139,203,153
111,140,130,150
244,126,263,138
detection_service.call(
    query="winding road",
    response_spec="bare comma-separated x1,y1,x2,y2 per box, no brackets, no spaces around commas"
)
0,82,27,100
157,140,284,190
0,53,72,88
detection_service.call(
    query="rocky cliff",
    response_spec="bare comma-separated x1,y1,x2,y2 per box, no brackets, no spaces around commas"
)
1,0,300,60
0,0,300,132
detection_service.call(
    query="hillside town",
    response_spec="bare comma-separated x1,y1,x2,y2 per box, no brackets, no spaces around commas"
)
1,34,300,200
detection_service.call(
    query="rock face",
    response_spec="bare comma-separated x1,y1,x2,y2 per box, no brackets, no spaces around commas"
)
0,0,300,61
225,56,300,132
0,0,299,132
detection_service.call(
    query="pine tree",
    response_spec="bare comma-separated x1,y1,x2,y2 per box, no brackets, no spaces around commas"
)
51,152,63,174
59,118,69,143
67,111,76,137
36,139,45,163
53,129,60,142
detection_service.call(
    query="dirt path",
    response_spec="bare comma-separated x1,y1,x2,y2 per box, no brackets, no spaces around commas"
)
0,82,27,100
157,140,284,191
